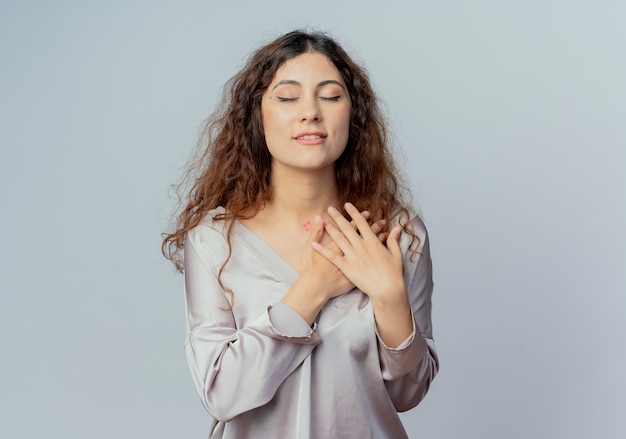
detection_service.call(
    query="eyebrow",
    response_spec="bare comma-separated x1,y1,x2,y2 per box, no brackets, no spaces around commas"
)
271,79,346,91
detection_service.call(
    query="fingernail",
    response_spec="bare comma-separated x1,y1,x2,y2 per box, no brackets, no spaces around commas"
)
314,216,323,224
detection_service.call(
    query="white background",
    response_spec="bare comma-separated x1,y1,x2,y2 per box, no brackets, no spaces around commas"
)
1,1,624,438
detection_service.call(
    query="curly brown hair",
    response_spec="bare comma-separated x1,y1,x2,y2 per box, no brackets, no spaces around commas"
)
162,30,418,274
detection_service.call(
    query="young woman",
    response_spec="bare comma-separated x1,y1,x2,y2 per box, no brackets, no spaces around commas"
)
163,30,438,439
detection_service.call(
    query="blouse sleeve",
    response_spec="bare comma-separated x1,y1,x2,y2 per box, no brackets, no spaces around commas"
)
376,216,439,411
183,225,321,422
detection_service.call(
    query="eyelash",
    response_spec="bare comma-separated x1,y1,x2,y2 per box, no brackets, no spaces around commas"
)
276,96,341,102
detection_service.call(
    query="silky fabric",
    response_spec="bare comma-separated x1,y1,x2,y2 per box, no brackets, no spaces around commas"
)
183,207,438,439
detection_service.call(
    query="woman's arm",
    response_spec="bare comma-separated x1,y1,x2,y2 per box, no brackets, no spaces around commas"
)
377,223,439,411
184,227,321,422
280,215,356,325
314,203,414,347
314,206,439,410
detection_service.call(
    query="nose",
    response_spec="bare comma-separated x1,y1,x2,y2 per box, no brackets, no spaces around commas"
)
300,97,321,122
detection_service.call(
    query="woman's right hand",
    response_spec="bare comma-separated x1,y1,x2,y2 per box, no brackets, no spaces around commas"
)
300,215,354,300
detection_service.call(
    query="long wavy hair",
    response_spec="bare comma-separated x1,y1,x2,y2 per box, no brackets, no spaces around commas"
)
162,30,418,276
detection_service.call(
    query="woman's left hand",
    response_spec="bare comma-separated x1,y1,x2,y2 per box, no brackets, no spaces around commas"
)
312,202,407,307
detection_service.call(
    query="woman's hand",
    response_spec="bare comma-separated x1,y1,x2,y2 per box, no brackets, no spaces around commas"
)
301,210,386,300
313,202,407,308
313,202,414,347
281,209,387,326
300,215,354,300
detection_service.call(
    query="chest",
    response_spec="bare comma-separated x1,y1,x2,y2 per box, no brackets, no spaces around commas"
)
261,234,308,273
238,219,334,274
222,226,375,349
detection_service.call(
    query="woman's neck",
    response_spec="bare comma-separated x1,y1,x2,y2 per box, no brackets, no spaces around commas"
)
263,166,340,225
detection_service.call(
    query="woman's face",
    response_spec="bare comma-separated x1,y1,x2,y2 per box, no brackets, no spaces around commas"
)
261,52,351,176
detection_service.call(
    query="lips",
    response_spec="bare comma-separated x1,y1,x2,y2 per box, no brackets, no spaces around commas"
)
294,131,327,140
298,135,323,140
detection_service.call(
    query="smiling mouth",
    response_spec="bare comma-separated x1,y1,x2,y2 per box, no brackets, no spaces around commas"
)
297,135,323,140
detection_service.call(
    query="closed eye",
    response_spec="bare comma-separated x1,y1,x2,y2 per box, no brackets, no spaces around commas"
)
320,96,341,102
276,97,298,102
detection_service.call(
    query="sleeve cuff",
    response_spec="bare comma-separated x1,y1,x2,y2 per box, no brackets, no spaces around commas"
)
376,313,428,380
376,317,416,351
268,302,319,340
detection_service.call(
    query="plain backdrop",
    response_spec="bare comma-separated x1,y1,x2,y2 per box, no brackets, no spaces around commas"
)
1,1,624,438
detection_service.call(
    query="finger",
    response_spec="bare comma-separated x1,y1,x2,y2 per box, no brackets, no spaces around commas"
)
307,216,325,244
325,239,343,254
343,202,377,241
386,225,403,257
378,232,389,244
312,241,344,268
327,206,362,246
349,210,370,232
370,219,386,235
323,220,354,255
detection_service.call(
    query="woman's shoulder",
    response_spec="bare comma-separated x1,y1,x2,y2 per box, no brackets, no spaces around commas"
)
197,206,228,225
391,206,429,259
394,206,427,236
186,206,230,246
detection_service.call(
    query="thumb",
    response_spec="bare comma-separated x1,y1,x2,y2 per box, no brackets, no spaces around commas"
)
307,216,325,244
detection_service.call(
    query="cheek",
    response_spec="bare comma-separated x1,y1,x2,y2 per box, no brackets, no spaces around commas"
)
344,109,352,128
339,108,352,138
340,102,352,124
261,109,276,140
261,105,287,138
